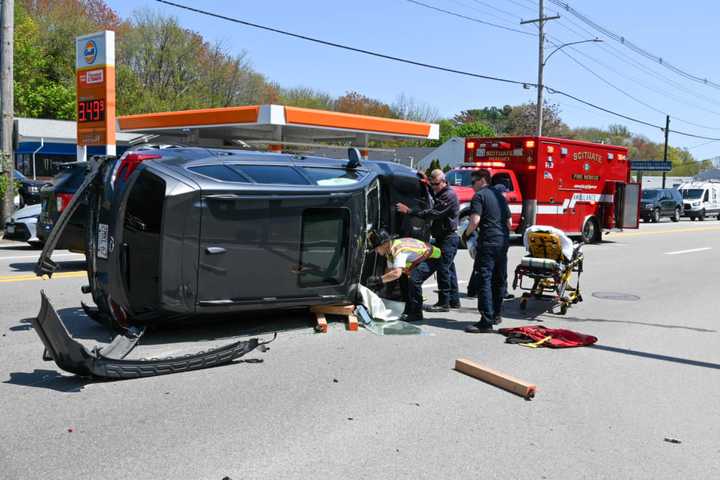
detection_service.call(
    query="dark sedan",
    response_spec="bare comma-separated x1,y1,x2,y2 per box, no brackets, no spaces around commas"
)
14,170,51,207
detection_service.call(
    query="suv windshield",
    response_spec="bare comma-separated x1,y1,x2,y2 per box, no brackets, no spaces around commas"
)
446,170,472,187
14,170,27,181
642,190,660,200
682,189,704,200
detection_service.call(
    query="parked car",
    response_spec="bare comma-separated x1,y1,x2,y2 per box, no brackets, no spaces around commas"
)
37,162,89,252
640,188,683,222
678,181,720,221
37,147,431,329
14,170,51,207
2,203,42,246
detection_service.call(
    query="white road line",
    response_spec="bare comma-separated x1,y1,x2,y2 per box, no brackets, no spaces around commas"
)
0,253,84,261
664,247,712,255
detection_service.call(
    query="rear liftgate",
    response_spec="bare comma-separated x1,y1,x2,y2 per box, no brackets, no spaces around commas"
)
33,156,274,379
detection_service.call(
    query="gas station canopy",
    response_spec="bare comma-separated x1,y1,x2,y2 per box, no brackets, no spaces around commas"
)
117,104,439,149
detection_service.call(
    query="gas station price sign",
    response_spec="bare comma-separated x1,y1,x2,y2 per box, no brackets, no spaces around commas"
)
76,31,115,152
77,98,105,123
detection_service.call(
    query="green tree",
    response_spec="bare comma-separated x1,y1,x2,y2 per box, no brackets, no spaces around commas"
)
425,158,442,176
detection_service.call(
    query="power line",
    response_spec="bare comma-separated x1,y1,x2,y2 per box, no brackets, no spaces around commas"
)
547,0,720,91
405,0,535,36
154,0,720,141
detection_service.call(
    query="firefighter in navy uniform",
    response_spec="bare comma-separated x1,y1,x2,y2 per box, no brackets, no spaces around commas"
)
366,230,441,322
396,169,461,312
462,169,512,333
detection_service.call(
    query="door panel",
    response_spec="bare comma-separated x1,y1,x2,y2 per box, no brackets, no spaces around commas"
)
197,193,357,303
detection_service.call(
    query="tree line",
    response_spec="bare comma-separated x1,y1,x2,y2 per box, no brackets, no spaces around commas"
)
13,0,713,177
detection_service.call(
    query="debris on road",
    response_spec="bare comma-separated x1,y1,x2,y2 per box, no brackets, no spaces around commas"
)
664,437,682,444
499,325,597,348
455,358,537,399
32,291,276,379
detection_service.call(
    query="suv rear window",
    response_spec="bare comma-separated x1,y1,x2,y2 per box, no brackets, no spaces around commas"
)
299,208,348,286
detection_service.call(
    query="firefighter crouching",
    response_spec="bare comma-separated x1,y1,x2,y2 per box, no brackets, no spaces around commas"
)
366,230,441,322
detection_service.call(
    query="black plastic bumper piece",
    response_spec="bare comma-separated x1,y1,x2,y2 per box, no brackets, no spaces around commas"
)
33,291,269,379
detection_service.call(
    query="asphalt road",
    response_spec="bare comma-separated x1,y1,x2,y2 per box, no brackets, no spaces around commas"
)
1,220,719,480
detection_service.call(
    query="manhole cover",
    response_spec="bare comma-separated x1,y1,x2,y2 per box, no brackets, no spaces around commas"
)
592,292,640,301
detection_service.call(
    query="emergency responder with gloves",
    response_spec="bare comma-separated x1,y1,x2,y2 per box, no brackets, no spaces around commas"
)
366,229,441,322
396,169,460,312
462,169,512,333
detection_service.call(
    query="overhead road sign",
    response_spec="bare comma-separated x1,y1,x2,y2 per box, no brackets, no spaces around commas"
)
630,160,672,172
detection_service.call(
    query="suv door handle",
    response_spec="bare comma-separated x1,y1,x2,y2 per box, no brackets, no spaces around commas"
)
205,246,227,255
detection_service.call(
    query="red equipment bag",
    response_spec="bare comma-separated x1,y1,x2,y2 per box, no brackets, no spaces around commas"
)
498,325,597,348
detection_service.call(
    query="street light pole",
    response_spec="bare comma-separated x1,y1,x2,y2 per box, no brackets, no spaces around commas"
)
521,0,559,137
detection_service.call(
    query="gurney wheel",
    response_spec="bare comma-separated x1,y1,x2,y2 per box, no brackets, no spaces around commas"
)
559,303,568,315
519,298,528,310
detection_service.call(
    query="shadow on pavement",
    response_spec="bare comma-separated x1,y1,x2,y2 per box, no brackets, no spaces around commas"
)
551,315,716,333
8,260,86,272
4,369,89,393
591,344,720,370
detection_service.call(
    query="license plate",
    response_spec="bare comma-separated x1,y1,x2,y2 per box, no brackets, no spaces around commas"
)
6,225,15,234
97,223,108,259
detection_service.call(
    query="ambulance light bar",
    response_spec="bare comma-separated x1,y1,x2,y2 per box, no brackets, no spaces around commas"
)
466,141,475,150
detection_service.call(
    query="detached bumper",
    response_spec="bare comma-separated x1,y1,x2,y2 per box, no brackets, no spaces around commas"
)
33,291,271,379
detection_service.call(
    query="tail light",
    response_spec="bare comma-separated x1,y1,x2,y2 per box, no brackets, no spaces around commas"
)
56,192,74,213
116,153,162,183
525,140,536,149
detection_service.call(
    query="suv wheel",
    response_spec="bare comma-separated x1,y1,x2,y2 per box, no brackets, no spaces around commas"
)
652,208,661,223
581,217,600,244
671,207,680,222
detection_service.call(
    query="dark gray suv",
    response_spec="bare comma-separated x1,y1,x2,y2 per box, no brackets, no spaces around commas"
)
640,188,682,222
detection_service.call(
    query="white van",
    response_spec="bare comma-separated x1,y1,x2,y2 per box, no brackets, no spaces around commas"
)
678,181,720,220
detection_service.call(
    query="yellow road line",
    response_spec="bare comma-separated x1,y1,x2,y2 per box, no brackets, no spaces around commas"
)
615,226,720,237
0,271,86,283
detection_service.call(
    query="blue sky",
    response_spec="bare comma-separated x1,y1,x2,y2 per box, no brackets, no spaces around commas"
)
105,0,720,160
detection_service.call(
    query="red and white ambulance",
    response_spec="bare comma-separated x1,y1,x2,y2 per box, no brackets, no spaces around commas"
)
446,136,640,243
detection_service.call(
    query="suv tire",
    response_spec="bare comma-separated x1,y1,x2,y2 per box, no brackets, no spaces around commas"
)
652,208,661,223
581,217,600,244
671,207,680,222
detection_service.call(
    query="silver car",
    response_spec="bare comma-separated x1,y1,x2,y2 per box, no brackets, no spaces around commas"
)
3,203,42,246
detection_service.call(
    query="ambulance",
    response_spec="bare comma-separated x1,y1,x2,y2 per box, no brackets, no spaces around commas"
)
446,136,640,243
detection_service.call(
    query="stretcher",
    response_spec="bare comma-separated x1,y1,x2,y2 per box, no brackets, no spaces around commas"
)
512,226,584,315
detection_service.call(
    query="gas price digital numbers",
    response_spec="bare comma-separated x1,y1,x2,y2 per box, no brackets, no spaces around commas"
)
78,99,105,123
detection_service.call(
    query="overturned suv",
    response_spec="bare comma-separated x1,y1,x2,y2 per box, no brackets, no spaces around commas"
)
34,146,431,378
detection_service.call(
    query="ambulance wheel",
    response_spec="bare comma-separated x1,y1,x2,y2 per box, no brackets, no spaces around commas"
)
671,208,680,222
652,209,661,223
698,210,706,221
581,217,600,244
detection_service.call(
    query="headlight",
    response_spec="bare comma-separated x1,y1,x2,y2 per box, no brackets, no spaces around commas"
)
28,186,39,193
692,201,701,207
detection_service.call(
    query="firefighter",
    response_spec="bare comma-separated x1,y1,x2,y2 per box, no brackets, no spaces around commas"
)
462,169,512,333
366,229,441,322
396,169,460,312
467,179,514,300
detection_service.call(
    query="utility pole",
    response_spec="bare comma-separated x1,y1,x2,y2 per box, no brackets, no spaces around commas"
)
662,115,670,189
0,0,14,225
521,0,559,137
